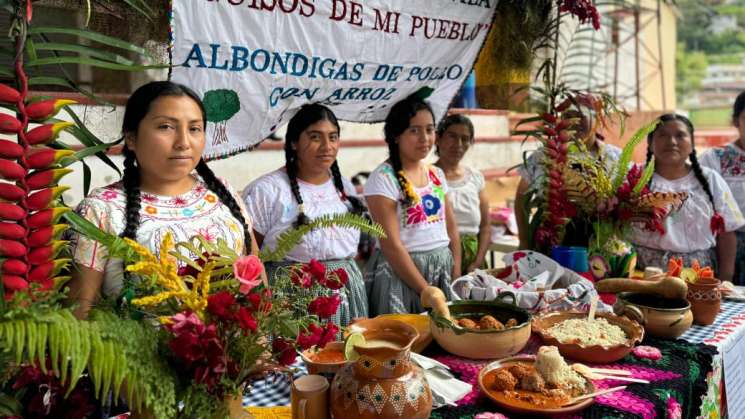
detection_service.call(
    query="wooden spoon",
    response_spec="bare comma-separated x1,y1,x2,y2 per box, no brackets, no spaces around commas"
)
595,276,688,300
565,385,626,406
587,295,598,322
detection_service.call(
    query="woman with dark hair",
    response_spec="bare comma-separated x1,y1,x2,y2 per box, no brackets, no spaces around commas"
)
631,114,744,281
364,95,461,315
67,81,258,319
242,103,368,326
700,92,745,284
434,114,490,275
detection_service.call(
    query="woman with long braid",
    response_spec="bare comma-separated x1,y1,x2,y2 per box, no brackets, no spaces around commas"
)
67,81,258,319
241,104,368,326
631,114,744,282
700,91,745,284
364,95,461,315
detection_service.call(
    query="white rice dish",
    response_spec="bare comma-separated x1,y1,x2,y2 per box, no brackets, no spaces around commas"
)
547,317,628,346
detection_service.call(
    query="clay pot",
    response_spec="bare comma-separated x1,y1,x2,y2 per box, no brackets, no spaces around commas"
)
330,318,432,419
687,278,721,326
614,292,692,339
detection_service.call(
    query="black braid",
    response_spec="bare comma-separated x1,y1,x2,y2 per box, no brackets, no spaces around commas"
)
387,142,413,207
284,141,311,227
330,161,365,216
690,151,717,214
195,160,252,254
121,146,142,241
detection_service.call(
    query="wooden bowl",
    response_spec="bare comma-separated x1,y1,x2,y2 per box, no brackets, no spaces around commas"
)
478,355,595,416
532,311,643,364
429,300,531,360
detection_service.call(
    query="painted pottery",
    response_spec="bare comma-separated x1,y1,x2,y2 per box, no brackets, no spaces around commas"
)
330,318,432,419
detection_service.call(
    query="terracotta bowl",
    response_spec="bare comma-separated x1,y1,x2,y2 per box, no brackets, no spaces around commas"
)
428,300,531,360
478,355,595,416
614,292,692,339
375,313,432,353
299,341,347,375
532,311,643,364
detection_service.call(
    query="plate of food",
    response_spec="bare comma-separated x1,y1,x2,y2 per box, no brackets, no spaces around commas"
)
532,311,643,364
721,282,745,302
478,346,599,416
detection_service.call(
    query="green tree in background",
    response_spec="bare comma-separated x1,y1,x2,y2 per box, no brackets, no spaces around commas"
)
676,43,709,101
203,89,240,146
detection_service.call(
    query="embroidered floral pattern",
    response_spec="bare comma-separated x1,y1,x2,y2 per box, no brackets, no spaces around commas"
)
714,145,745,177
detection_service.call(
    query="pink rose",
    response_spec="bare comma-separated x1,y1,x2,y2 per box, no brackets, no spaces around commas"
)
234,255,264,294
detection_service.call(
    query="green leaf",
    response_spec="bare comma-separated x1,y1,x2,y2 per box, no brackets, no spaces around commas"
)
25,37,37,61
32,42,135,65
27,76,106,105
63,106,122,177
27,27,154,59
82,160,92,197
121,0,155,19
59,142,118,167
611,120,659,191
633,160,655,196
26,56,162,72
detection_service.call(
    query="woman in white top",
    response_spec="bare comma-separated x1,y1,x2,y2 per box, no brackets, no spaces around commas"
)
515,107,622,250
631,114,745,282
434,114,490,275
68,81,258,320
364,94,461,315
242,104,367,326
700,91,745,284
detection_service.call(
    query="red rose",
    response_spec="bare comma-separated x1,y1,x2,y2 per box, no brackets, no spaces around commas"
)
291,266,313,288
235,255,264,294
307,259,326,280
207,291,236,320
296,323,324,349
272,338,297,366
308,294,341,318
318,323,339,347
321,268,349,290
234,306,257,333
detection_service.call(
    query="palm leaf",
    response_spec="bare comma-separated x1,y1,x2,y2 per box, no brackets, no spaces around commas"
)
632,160,655,196
0,309,177,419
611,120,658,191
260,213,385,262
27,27,154,59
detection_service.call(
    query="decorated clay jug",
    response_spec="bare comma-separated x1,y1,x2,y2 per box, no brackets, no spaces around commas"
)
330,318,432,419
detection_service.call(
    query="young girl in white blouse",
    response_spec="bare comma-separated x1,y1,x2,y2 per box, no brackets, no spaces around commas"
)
364,95,461,315
700,92,745,284
68,81,259,320
242,104,367,326
434,114,490,275
632,114,744,282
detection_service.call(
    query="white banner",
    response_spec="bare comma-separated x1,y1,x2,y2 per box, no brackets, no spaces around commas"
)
171,0,496,160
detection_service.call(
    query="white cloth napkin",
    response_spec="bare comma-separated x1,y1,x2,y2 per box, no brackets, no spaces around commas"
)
410,352,472,408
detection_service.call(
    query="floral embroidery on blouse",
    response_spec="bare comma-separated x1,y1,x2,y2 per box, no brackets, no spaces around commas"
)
713,145,745,177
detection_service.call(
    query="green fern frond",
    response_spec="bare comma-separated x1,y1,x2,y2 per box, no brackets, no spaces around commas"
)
633,160,655,196
611,120,658,191
0,309,177,419
260,213,385,262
